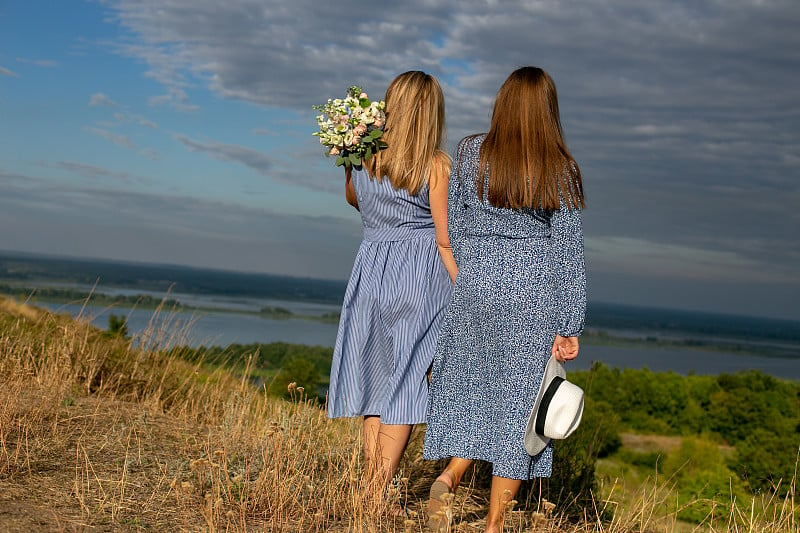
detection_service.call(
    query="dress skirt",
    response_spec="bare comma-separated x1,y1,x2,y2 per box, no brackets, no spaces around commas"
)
423,236,557,479
327,227,451,425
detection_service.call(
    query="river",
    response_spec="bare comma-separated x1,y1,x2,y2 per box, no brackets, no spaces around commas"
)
38,299,800,380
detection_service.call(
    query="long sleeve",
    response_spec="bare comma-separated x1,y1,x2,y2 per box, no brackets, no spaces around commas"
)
550,204,586,336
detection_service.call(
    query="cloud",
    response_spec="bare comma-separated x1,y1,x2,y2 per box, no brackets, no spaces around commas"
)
0,171,362,279
88,92,117,107
16,57,58,68
173,133,340,194
101,3,800,229
85,126,136,150
133,115,158,129
114,110,159,129
147,87,199,112
102,0,800,187
10,0,794,318
174,134,275,175
0,66,19,77
139,147,159,160
108,0,453,110
50,161,133,182
586,235,799,285
84,126,160,160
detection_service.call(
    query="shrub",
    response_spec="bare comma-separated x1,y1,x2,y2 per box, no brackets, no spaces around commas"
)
732,428,800,494
661,436,748,523
267,357,320,400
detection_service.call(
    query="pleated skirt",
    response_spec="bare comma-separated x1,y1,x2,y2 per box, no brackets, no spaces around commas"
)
327,231,451,425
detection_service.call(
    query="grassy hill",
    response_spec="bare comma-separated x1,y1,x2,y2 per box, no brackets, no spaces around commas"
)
0,295,797,532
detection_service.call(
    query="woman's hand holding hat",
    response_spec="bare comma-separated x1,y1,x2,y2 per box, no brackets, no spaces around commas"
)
551,334,579,362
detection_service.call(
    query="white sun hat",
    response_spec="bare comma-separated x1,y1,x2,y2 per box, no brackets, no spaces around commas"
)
524,355,585,456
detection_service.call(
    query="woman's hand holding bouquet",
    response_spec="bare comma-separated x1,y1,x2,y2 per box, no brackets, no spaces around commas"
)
313,85,387,168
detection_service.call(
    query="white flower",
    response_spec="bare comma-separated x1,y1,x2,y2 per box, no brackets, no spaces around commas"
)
313,85,387,166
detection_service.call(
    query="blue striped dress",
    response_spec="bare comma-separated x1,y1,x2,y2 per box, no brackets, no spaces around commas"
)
327,167,452,425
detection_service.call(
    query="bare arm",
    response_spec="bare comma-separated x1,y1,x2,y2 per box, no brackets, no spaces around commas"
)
344,166,359,210
429,151,458,282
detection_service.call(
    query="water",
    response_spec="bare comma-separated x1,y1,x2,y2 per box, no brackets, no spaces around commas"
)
574,345,800,379
34,283,340,316
42,302,340,348
39,299,800,380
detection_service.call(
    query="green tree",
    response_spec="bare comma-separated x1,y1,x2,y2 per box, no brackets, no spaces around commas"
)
662,437,748,523
267,357,320,400
731,428,800,494
106,313,128,339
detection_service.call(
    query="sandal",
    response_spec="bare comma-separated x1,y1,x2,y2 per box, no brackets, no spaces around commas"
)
427,475,455,532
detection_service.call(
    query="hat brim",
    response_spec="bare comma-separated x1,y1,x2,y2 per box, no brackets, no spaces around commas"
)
524,355,566,456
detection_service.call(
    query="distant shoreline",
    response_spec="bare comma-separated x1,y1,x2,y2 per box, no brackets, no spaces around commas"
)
0,283,341,324
579,328,799,360
2,249,799,323
3,282,797,360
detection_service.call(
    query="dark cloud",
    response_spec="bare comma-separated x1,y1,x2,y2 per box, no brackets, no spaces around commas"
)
47,0,800,317
0,172,362,279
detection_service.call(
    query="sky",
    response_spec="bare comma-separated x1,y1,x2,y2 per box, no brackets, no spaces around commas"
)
0,0,798,321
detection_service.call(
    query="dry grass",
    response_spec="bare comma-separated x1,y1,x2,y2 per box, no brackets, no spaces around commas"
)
0,295,797,532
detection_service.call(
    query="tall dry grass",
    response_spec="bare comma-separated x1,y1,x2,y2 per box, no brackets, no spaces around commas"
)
0,294,797,532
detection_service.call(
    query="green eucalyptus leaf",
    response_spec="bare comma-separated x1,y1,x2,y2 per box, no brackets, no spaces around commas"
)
349,153,361,166
369,129,383,139
335,156,346,166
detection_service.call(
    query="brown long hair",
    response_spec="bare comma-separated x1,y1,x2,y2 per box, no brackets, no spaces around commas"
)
477,66,584,210
366,71,449,194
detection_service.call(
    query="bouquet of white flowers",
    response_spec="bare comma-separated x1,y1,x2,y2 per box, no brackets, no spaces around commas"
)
313,85,387,168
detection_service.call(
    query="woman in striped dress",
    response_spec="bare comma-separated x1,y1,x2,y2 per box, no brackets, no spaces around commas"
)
327,71,457,499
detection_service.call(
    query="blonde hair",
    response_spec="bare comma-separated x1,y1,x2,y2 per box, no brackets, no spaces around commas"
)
477,66,584,210
366,71,449,195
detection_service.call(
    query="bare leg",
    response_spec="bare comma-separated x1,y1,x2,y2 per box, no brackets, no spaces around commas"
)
428,457,474,530
485,476,522,533
376,423,413,485
363,418,413,491
362,416,381,481
437,456,473,491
